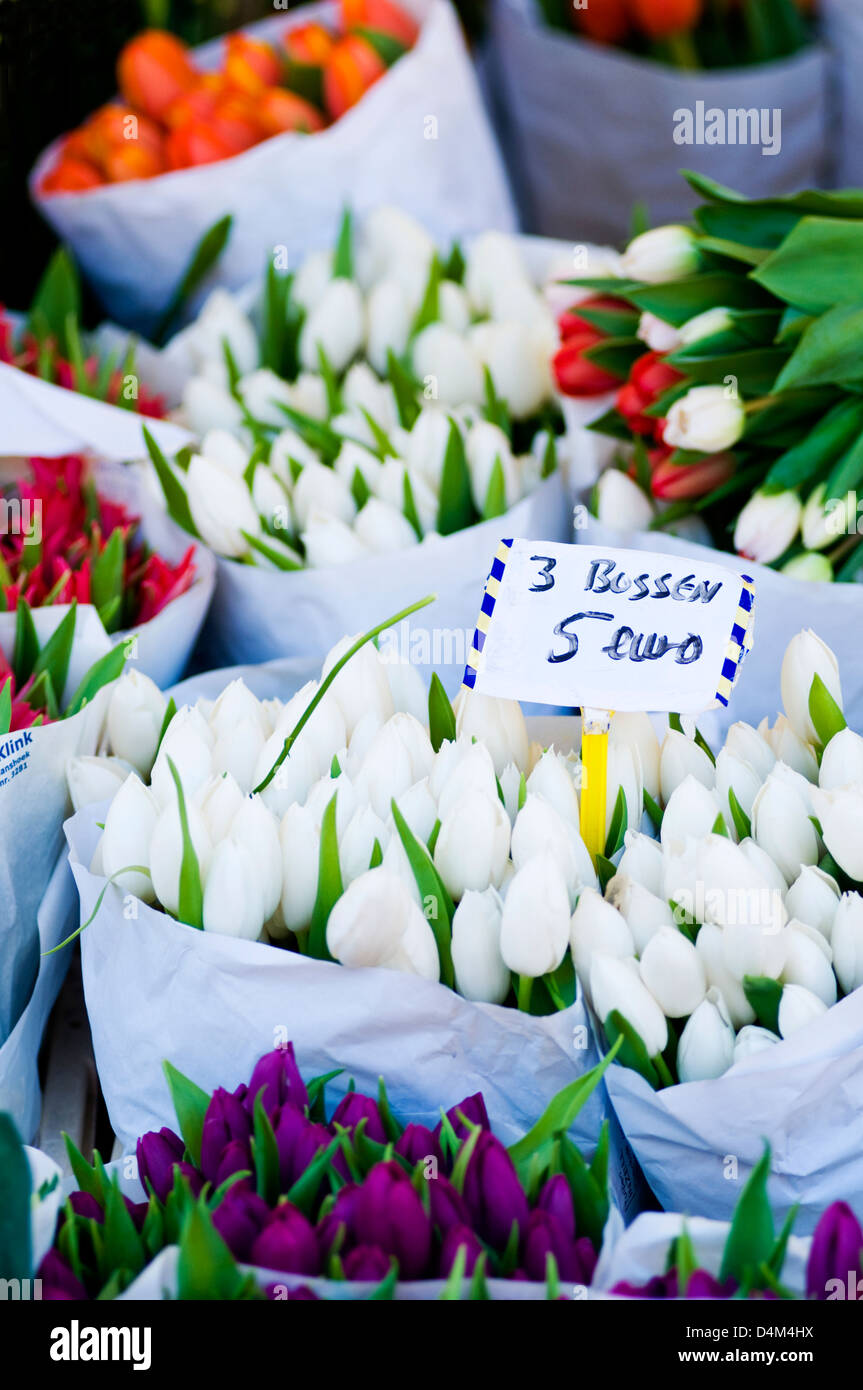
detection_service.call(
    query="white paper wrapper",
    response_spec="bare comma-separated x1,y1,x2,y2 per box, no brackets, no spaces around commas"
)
571,513,863,737
0,690,109,1044
0,855,78,1141
30,0,516,337
195,470,571,683
821,0,863,186
485,0,830,244
65,795,611,1173
599,982,863,1236
593,1211,811,1298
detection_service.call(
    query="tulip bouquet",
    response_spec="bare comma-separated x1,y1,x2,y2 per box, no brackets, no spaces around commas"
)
541,0,814,69
38,2,419,194
143,208,563,572
38,1044,614,1299
558,174,863,585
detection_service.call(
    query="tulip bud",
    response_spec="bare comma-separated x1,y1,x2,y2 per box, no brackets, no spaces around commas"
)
365,276,412,375
678,307,734,347
781,920,837,1007
301,513,368,568
434,789,511,899
230,796,282,922
785,865,840,943
277,804,320,937
782,552,834,583
831,892,863,994
590,953,668,1057
151,707,214,807
453,688,529,778
664,386,745,455
659,730,715,804
806,1201,863,1301
733,1025,780,1065
820,728,863,793
322,634,394,739
781,629,843,746
203,837,265,939
639,926,707,1018
100,773,160,902
452,887,511,1003
411,323,484,408
390,778,437,847
512,795,592,908
326,867,440,980
352,1161,432,1278
725,721,776,782
250,1203,320,1276
196,772,244,843
136,1127,185,1204
778,982,828,1039
695,922,755,1030
525,749,580,826
269,427,320,486
618,830,664,897
106,670,168,778
462,1132,529,1252
811,786,863,883
621,225,700,284
403,407,451,491
339,804,388,885
182,376,245,437
612,713,661,805
184,288,259,374
435,742,498,822
594,469,654,531
570,886,634,983
714,747,761,833
606,741,643,841
67,755,134,813
638,311,683,353
299,278,365,374
187,454,260,559
354,498,417,554
660,775,721,852
677,988,735,1084
500,853,570,978
150,795,212,920
210,716,266,796
759,715,819,782
606,874,672,955
751,773,819,885
465,420,519,514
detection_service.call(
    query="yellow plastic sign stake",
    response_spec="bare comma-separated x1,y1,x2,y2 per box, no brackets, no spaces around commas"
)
580,708,612,865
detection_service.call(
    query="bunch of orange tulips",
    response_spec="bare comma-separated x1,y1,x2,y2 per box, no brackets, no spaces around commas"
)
40,0,419,194
564,0,814,67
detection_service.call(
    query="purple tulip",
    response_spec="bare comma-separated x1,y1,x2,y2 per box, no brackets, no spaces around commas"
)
200,1087,253,1183
123,1198,150,1231
245,1046,308,1119
343,1246,393,1281
175,1161,205,1198
687,1270,737,1298
353,1161,432,1279
395,1124,443,1170
330,1092,387,1143
136,1127,185,1202
250,1203,320,1275
523,1210,591,1283
611,1271,678,1299
428,1175,470,1236
212,1185,271,1261
807,1201,863,1300
440,1093,490,1141
462,1133,529,1252
211,1139,254,1188
573,1235,599,1286
439,1224,484,1277
317,1184,361,1259
537,1175,576,1241
274,1105,330,1189
38,1250,88,1300
69,1191,104,1223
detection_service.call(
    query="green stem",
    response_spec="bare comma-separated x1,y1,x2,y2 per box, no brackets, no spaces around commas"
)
653,1052,676,1089
252,594,437,794
665,30,700,70
517,975,534,1013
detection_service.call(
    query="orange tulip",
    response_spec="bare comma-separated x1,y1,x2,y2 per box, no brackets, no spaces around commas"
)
323,35,386,120
339,0,419,46
41,155,104,195
117,30,198,124
257,88,326,136
163,74,225,129
574,0,631,43
207,95,265,154
223,33,282,96
628,0,702,39
165,121,235,170
77,105,163,172
282,21,335,65
103,142,165,182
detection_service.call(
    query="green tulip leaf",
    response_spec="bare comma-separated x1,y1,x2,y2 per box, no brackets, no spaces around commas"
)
727,787,752,841
390,797,454,988
808,673,846,748
765,397,863,492
176,1199,260,1301
752,216,863,314
162,1060,210,1170
410,254,442,338
603,1010,661,1090
252,1093,281,1206
507,1040,622,1173
31,601,78,704
386,349,421,430
64,641,128,719
558,1128,608,1250
332,207,354,281
317,342,343,416
13,598,39,688
437,418,475,535
604,786,628,859
742,976,783,1036
241,530,304,571
402,470,424,540
482,365,510,435
428,672,456,752
154,214,233,345
166,756,204,929
481,456,507,522
0,678,11,736
643,789,663,832
719,1144,775,1287
142,428,200,540
307,792,342,961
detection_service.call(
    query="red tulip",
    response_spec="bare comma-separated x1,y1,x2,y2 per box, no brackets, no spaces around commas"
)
40,156,104,195
257,88,325,136
573,0,631,43
117,30,198,124
651,452,736,500
616,351,685,436
629,0,702,39
223,33,282,96
552,329,620,397
283,21,336,65
163,74,225,129
340,0,419,46
557,294,632,342
323,35,387,120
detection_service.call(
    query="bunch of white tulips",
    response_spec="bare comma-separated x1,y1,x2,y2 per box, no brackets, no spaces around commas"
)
581,629,863,1087
142,207,567,570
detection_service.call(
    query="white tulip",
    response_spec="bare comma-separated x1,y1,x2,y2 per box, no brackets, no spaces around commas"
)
677,988,735,1083
782,552,834,583
465,420,519,514
230,795,282,921
322,634,394,738
239,369,296,428
832,892,863,994
354,499,417,554
499,761,523,824
293,248,333,310
606,874,674,955
621,225,700,284
661,775,721,852
299,278,365,374
660,729,715,803
272,681,346,777
149,795,212,920
606,741,643,841
751,773,819,883
439,279,471,333
390,778,437,845
201,429,248,480
512,794,588,908
664,386,745,455
184,288,258,373
465,231,529,314
760,715,819,781
355,207,435,290
210,717,265,796
488,273,554,335
67,755,134,813
269,427,320,484
781,629,843,745
694,834,787,935
640,926,707,1018
785,865,840,942
342,363,397,433
724,721,776,781
287,371,329,422
637,310,683,353
452,887,510,1003
100,772,159,902
334,438,384,495
500,853,570,977
677,307,733,347
526,749,580,826
436,741,498,818
326,867,439,980
820,727,863,791
695,922,755,1030
733,1025,780,1065
340,804,388,886
453,687,529,777
782,920,837,1007
381,833,422,906
251,463,290,528
278,804,320,935
365,277,411,375
106,670,168,780
292,460,356,531
344,709,386,777
354,726,417,820
411,324,484,408
715,747,762,833
404,408,452,491
618,830,665,898
207,679,265,742
151,707,214,807
428,736,470,802
254,733,318,818
778,982,828,1039
812,786,863,881
182,377,244,437
305,775,357,840
469,320,553,420
186,454,259,558
722,919,787,984
302,513,369,568
663,838,699,918
381,658,427,724
196,772,244,843
594,470,654,531
434,790,511,899
570,886,634,984
590,954,668,1057
202,838,265,940
735,840,786,902
611,713,661,804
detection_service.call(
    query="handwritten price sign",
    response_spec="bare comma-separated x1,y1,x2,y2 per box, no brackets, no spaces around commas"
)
463,539,755,714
